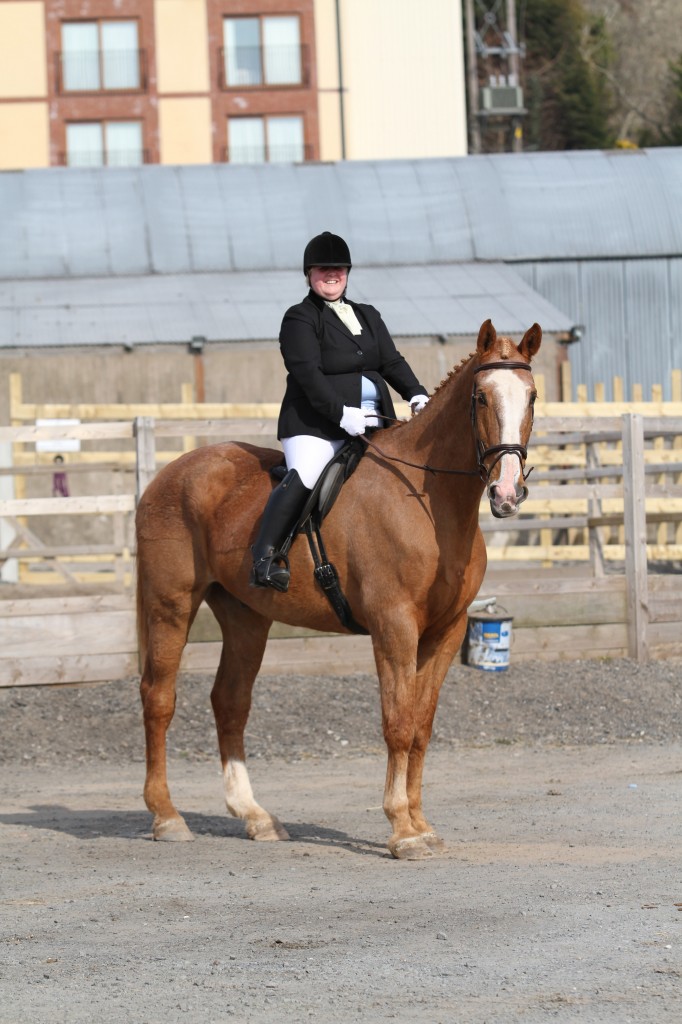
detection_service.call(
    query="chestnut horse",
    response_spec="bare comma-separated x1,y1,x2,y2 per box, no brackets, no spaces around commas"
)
136,319,541,859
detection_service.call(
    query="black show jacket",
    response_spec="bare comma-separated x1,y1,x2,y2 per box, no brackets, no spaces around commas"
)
277,289,428,441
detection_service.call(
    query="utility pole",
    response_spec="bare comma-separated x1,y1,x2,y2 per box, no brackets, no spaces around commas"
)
506,0,523,152
464,0,481,154
464,0,526,154
334,0,347,159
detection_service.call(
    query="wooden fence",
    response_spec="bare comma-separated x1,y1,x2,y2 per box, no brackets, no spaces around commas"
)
2,401,682,686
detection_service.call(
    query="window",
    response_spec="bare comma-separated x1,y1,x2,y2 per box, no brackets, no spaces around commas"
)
66,122,143,167
61,20,141,91
228,116,305,164
223,16,301,87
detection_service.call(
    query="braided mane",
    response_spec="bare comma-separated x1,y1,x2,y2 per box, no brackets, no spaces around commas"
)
434,352,476,394
433,335,520,393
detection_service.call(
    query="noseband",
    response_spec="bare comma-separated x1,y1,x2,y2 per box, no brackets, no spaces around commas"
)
471,361,533,487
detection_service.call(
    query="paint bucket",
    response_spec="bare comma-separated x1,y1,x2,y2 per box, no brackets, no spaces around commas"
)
462,613,513,672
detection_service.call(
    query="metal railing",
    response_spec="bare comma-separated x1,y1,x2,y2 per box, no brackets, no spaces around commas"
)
57,149,151,168
219,44,309,89
221,142,312,165
56,49,147,93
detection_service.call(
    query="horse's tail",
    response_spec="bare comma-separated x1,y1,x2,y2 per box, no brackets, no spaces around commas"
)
136,562,148,674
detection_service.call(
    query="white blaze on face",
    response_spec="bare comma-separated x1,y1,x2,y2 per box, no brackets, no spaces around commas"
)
487,368,530,500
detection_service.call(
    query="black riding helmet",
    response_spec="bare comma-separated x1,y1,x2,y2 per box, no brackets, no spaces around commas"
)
303,231,352,276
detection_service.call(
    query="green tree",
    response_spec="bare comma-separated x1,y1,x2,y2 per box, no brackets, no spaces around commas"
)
521,0,614,150
661,54,682,146
638,54,682,147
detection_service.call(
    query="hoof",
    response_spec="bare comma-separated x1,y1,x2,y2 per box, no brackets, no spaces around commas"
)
390,835,434,861
422,832,447,853
247,816,290,842
153,817,194,842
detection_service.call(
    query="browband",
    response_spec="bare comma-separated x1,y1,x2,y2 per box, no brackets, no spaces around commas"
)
474,361,532,374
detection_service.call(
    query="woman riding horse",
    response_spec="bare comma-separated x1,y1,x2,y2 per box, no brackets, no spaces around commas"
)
250,231,430,592
136,316,541,857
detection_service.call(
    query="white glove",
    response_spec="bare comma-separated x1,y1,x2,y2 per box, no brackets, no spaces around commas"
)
409,395,430,414
340,406,367,436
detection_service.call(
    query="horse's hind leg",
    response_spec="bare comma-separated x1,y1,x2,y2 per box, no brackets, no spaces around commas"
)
205,585,288,842
140,587,204,842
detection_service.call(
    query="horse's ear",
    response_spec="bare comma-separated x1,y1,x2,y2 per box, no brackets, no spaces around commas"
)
519,323,542,362
476,319,496,354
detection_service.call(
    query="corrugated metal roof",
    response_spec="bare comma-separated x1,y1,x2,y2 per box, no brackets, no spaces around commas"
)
0,262,571,348
1,149,680,282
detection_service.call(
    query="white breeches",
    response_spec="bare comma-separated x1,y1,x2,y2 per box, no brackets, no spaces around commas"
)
281,436,345,489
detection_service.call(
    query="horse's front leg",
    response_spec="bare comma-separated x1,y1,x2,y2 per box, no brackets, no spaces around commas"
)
373,617,435,860
405,613,471,853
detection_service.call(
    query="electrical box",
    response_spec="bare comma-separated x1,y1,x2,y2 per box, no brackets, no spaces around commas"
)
480,85,525,114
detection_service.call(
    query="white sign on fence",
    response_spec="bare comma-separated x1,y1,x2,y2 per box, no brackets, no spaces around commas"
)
35,419,81,453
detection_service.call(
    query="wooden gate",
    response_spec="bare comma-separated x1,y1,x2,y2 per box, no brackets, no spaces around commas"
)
2,409,682,686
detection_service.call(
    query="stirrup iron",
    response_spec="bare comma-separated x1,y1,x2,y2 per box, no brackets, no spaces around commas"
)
250,550,291,593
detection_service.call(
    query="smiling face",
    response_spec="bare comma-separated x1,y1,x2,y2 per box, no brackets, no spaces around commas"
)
309,265,348,302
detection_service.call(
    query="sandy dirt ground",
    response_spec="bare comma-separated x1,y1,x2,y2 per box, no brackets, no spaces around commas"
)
1,661,681,1023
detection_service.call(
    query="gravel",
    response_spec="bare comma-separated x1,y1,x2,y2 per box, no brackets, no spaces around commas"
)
2,657,680,767
3,657,682,1024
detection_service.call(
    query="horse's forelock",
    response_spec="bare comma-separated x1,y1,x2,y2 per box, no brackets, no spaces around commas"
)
498,336,518,359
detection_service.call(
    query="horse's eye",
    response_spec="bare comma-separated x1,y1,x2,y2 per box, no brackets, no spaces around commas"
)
477,392,487,407
530,391,537,406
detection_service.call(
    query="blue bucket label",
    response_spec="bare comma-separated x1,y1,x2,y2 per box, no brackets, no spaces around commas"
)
466,617,513,672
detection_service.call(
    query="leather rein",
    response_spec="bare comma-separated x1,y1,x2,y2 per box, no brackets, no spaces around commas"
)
361,360,534,485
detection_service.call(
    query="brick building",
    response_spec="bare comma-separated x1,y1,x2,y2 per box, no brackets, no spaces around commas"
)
0,0,467,170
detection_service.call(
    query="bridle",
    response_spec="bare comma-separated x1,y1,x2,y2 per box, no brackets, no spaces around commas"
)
471,361,534,493
361,359,535,491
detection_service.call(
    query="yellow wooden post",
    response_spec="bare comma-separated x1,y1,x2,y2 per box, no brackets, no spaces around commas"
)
181,382,195,452
8,375,27,579
651,384,666,546
536,373,552,562
670,372,682,546
560,361,572,402
672,369,682,402
613,377,624,402
8,374,26,503
9,373,23,423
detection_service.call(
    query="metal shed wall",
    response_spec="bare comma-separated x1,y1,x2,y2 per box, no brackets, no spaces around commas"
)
516,258,682,400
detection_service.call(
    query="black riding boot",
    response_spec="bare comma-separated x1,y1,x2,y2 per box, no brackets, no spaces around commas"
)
250,469,310,592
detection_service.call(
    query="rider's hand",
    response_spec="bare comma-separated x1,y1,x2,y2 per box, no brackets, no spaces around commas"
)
409,395,430,415
340,406,367,436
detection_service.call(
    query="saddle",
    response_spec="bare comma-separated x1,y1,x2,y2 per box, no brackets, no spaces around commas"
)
271,437,364,525
270,438,368,635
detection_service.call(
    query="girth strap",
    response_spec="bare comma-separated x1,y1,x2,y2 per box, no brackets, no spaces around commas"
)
304,520,369,636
